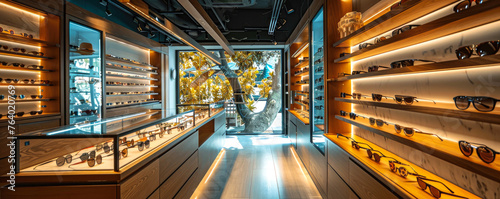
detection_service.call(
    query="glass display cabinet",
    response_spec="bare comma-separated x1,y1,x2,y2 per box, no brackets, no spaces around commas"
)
68,22,103,125
311,8,325,153
14,110,202,172
176,101,225,126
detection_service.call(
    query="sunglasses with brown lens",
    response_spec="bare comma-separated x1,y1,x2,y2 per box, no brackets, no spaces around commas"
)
453,96,499,112
340,92,367,100
372,93,395,101
459,140,499,164
393,124,443,141
389,160,422,178
337,134,373,150
394,95,436,105
417,177,468,198
369,117,388,127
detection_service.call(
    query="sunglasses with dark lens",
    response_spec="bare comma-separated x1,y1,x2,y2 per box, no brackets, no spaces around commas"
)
340,110,360,120
10,48,26,53
79,150,96,162
389,160,421,178
340,92,366,99
390,59,436,69
29,110,43,115
371,93,395,102
369,117,387,127
16,112,25,117
417,177,468,198
359,43,373,49
368,65,390,72
456,40,500,60
366,149,393,162
27,65,44,69
459,140,499,164
454,0,485,13
8,63,25,67
453,96,499,112
27,51,44,56
392,25,419,36
55,155,73,167
337,134,373,149
30,95,43,99
352,70,367,75
394,124,443,141
394,95,436,105
0,45,8,50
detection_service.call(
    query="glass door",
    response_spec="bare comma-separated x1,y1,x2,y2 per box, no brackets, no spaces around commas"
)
68,22,102,125
311,7,325,153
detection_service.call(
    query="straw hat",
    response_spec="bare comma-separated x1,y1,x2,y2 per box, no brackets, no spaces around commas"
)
72,42,95,55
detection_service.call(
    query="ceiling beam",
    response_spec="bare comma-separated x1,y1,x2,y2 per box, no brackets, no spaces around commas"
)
177,0,235,56
119,0,222,65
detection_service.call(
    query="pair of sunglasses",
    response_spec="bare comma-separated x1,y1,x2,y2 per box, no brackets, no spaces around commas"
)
22,79,36,84
359,43,373,49
27,65,44,69
394,124,443,141
456,40,500,60
389,160,421,178
390,59,436,68
55,155,73,167
137,140,151,151
394,95,436,105
369,117,387,127
454,96,498,112
340,110,364,120
454,0,485,13
10,48,26,53
30,95,43,99
69,154,102,168
337,134,373,150
459,140,499,164
371,93,394,101
340,92,366,99
4,78,19,83
15,112,25,117
368,65,390,72
366,148,394,162
417,177,467,198
29,110,43,115
392,25,419,37
0,28,15,35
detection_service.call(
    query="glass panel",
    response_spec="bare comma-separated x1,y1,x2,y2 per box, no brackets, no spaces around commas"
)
311,8,325,153
68,22,102,125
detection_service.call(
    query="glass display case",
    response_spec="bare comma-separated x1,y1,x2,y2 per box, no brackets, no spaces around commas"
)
68,22,103,125
15,110,203,172
176,101,225,125
311,8,325,153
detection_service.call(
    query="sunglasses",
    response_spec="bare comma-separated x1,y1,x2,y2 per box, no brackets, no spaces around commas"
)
27,65,44,69
392,25,419,36
374,35,390,44
0,45,8,50
359,43,373,49
137,140,151,151
16,112,25,117
390,59,436,69
394,124,443,141
369,117,387,127
417,177,467,198
8,63,25,67
456,40,500,60
366,148,391,162
453,96,498,112
27,51,44,56
29,110,43,115
390,0,409,10
55,155,73,167
389,160,421,178
340,110,357,120
371,93,394,101
454,0,485,13
340,92,365,99
30,95,43,99
79,150,96,162
368,65,390,72
337,134,373,150
394,95,438,105
459,140,499,164
10,48,26,53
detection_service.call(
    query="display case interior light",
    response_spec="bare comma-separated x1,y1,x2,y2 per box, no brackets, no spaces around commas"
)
107,37,150,53
362,0,399,23
292,42,309,58
0,2,44,18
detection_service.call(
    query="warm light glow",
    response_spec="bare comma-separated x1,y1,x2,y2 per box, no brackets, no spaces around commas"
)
204,149,225,183
362,0,399,23
292,43,309,58
290,146,307,180
107,37,149,53
0,2,43,18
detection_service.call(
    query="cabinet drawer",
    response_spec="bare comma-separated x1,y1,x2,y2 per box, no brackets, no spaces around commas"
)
328,165,358,199
349,160,398,199
159,131,198,182
121,160,160,199
160,151,198,199
174,169,200,199
327,139,350,182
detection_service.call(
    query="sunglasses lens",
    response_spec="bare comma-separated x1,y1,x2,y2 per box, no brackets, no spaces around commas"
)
96,144,102,151
459,141,473,157
56,157,65,166
429,186,441,198
395,97,403,104
454,96,470,110
367,149,373,158
389,162,396,172
90,151,96,158
477,146,495,163
399,167,408,178
374,153,381,162
104,145,110,153
81,153,89,161
66,155,72,163
138,142,144,151
145,140,150,148
96,155,102,164
369,118,375,125
473,97,495,112
403,128,414,137
417,178,427,190
394,125,402,133
476,41,500,57
403,97,413,104
88,158,95,167
454,0,471,12
122,148,128,158
376,119,384,127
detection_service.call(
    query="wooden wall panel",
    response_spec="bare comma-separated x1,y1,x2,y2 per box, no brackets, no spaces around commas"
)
328,164,358,199
173,169,200,199
120,159,160,199
327,139,350,182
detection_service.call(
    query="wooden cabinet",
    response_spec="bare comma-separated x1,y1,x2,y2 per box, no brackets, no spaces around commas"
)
327,138,350,182
120,160,160,199
349,160,398,199
159,131,198,182
328,164,358,199
159,151,198,199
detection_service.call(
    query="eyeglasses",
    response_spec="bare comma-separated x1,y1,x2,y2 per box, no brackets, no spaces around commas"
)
453,96,498,112
454,0,485,13
369,117,387,127
394,95,436,105
29,110,43,115
366,148,392,162
137,140,151,151
368,65,390,72
56,155,73,167
417,177,467,198
340,92,366,99
27,51,44,56
392,25,419,36
459,140,499,164
390,59,436,69
371,93,394,101
394,124,443,141
10,48,26,53
27,65,44,69
456,40,500,60
8,63,25,67
390,0,409,10
389,160,421,178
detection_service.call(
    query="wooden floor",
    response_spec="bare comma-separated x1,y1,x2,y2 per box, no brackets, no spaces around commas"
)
191,135,322,199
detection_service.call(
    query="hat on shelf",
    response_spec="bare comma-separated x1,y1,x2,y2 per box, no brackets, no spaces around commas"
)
71,42,95,55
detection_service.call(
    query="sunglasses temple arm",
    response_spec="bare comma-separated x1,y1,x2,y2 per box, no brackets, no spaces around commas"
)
417,98,436,104
421,178,456,194
416,131,444,141
415,59,437,63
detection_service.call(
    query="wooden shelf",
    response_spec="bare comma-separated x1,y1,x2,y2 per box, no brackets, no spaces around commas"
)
293,61,309,69
0,65,53,72
106,56,158,69
294,101,309,108
332,0,457,48
106,74,158,81
324,134,480,199
335,97,500,125
0,113,60,122
335,1,500,63
293,83,309,86
107,93,158,97
329,54,500,82
295,71,309,77
0,99,54,103
106,66,157,75
0,50,51,59
106,84,158,88
315,124,324,131
106,100,160,109
335,115,500,182
0,33,58,47
0,83,52,86
288,110,309,125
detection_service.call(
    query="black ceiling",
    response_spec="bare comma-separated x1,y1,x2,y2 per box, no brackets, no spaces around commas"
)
143,0,314,43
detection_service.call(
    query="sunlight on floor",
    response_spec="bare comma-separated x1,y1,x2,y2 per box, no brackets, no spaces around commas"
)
224,136,244,150
250,135,291,146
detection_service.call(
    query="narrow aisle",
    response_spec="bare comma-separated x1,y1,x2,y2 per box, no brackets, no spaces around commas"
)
191,135,322,199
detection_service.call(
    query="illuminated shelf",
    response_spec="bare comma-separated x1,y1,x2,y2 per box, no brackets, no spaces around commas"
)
288,110,309,124
328,54,500,82
295,91,309,97
106,93,159,97
315,124,324,131
332,0,456,48
294,101,309,108
293,83,308,86
0,65,53,72
335,115,500,182
335,97,500,125
293,61,309,69
106,100,160,109
0,99,54,103
295,71,309,77
324,134,480,199
0,113,60,122
0,33,58,47
106,56,158,69
0,83,52,86
106,74,158,81
291,42,309,58
335,1,500,63
106,66,158,75
106,84,158,88
0,49,51,59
